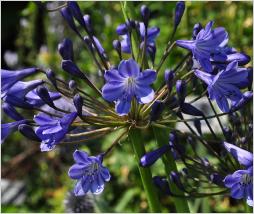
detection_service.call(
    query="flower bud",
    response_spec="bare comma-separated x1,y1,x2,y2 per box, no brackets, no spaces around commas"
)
153,176,171,195
69,80,77,91
60,7,80,36
193,119,202,135
147,43,156,63
150,100,165,121
170,171,185,191
140,145,170,167
2,103,24,121
126,20,136,31
73,94,83,116
36,85,56,108
167,96,179,109
58,38,74,61
18,124,41,142
140,5,150,27
164,69,175,94
181,103,204,116
62,60,86,79
67,2,86,27
92,36,105,55
209,173,224,186
83,14,93,35
176,80,187,105
169,131,185,156
116,23,128,35
174,1,185,30
45,69,57,88
192,23,202,40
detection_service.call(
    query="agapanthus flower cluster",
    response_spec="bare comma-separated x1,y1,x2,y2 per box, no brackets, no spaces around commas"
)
1,1,252,211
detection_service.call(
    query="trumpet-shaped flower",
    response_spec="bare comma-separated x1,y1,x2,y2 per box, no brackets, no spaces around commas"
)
34,112,77,151
223,142,253,207
2,80,44,108
176,21,228,73
1,120,27,144
68,150,110,196
102,59,156,115
1,68,38,95
194,61,249,112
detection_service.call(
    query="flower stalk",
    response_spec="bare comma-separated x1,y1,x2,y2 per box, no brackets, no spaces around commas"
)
129,128,161,212
153,127,190,212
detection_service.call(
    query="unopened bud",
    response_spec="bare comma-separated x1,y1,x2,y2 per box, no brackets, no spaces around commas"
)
18,124,41,142
174,1,185,30
36,85,56,108
73,94,83,116
140,5,150,27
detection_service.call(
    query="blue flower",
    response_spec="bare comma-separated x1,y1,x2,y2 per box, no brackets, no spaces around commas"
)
102,59,156,115
176,21,228,73
223,142,253,207
1,68,38,96
1,120,27,143
34,112,78,151
68,150,110,196
117,22,160,58
231,91,253,112
2,80,44,108
194,61,249,112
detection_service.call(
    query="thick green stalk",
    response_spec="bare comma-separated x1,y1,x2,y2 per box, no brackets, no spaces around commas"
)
152,127,190,213
129,128,161,212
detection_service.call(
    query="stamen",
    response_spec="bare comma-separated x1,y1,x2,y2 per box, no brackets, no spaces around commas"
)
240,174,252,185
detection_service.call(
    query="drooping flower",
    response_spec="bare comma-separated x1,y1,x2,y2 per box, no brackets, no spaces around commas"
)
231,91,253,112
1,68,38,96
34,112,78,151
2,80,44,108
102,59,156,115
176,21,228,73
68,150,110,196
194,61,249,112
1,119,27,143
117,22,160,59
223,142,253,207
2,102,24,121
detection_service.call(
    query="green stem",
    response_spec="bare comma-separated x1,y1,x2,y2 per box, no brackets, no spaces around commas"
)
129,128,161,212
152,127,190,213
245,202,253,213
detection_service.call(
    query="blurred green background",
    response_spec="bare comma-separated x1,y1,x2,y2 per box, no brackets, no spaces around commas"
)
1,1,253,213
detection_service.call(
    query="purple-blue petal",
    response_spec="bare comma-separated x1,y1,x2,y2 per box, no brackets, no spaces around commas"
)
118,59,140,78
115,99,131,116
223,142,253,167
136,69,156,85
102,82,125,102
68,164,85,179
73,150,89,164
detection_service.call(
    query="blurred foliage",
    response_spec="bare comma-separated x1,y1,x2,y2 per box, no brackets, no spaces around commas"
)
1,1,252,213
